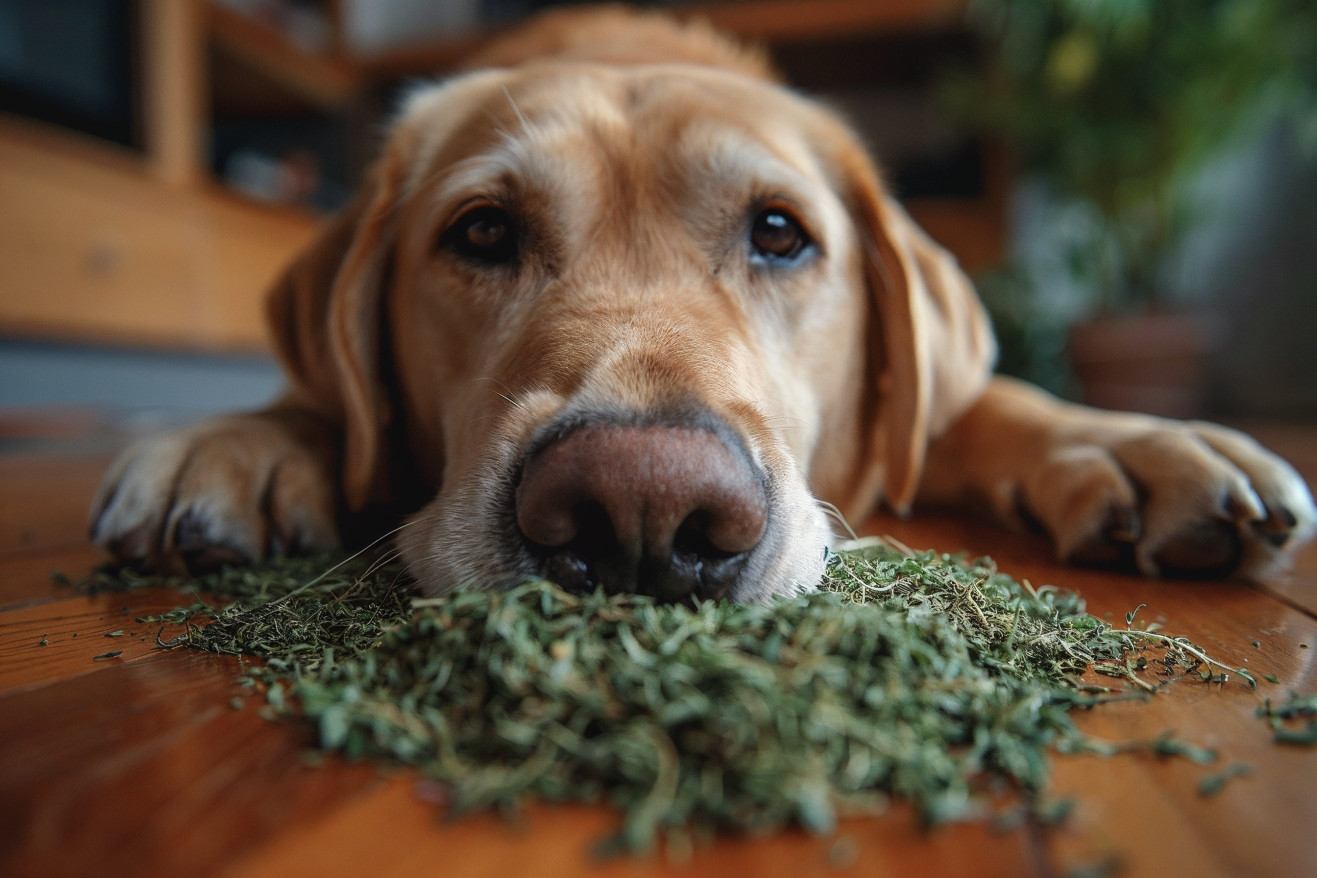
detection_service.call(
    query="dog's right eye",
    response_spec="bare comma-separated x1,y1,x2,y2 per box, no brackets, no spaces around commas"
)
749,206,813,266
442,205,519,266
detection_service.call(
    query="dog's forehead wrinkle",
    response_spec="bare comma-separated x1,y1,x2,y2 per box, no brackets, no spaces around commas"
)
430,128,595,212
683,123,810,185
414,69,846,287
398,71,518,194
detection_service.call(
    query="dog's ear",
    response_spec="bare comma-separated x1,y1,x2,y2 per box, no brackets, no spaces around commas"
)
841,148,997,516
266,145,409,511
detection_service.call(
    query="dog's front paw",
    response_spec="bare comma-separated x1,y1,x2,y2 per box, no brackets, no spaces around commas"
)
90,412,339,573
1019,420,1316,579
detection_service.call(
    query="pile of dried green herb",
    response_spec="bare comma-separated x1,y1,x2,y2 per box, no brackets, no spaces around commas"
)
101,539,1261,852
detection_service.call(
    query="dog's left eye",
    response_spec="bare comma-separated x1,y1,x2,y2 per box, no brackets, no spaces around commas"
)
443,205,519,266
749,207,812,265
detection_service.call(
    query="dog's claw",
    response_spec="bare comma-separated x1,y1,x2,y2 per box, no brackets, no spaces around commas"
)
1104,505,1142,544
107,525,154,563
1252,504,1296,547
1067,504,1140,568
1224,491,1261,522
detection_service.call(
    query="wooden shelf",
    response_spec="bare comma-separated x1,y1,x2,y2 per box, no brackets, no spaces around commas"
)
0,118,319,352
0,0,995,353
205,2,358,111
691,0,965,42
356,0,967,79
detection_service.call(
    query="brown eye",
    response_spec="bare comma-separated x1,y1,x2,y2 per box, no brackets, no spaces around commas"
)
443,205,519,265
750,207,811,264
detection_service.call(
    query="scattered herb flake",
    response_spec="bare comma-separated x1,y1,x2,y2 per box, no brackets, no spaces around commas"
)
92,650,123,662
1257,693,1317,746
1198,763,1252,797
86,538,1291,852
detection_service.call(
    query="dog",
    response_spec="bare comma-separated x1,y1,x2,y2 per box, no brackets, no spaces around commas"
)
90,8,1315,602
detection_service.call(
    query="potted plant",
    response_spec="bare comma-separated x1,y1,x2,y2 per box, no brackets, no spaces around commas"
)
947,0,1317,415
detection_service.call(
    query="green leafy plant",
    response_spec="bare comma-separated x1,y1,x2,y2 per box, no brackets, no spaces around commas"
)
952,0,1317,314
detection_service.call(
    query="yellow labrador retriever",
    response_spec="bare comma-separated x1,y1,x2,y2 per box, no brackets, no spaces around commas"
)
91,9,1315,601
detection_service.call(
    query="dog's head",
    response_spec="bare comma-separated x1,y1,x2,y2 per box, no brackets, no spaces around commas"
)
267,11,995,602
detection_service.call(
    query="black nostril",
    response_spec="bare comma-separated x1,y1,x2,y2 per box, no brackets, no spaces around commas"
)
514,419,768,601
672,511,734,561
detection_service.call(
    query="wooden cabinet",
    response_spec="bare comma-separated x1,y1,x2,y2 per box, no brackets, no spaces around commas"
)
0,119,320,351
0,0,995,353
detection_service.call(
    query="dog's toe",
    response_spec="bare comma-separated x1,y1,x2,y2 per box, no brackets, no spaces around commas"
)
1151,519,1243,579
1090,425,1310,578
91,433,195,562
1065,503,1140,569
1014,421,1314,580
89,414,340,572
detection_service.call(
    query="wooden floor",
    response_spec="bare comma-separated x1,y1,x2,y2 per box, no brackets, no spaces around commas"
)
2,426,1315,878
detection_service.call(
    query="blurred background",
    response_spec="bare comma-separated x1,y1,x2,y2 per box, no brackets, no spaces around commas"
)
1,0,1315,454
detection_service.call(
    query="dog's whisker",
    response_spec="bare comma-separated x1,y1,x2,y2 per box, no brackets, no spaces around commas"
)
473,376,525,409
501,85,531,136
818,500,859,542
294,519,430,594
360,547,408,582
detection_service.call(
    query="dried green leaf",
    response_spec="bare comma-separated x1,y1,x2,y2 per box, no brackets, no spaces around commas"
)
1198,763,1251,797
88,539,1289,852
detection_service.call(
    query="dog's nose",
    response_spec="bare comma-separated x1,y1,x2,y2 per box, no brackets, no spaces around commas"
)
515,423,768,601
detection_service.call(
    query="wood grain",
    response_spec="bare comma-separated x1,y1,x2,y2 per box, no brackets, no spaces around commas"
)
0,587,207,698
0,119,319,351
1,439,1314,878
0,452,114,555
0,547,108,610
142,0,206,188
0,651,386,878
222,782,1039,878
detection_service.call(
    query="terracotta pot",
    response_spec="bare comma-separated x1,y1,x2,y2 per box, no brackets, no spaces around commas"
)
1067,311,1212,419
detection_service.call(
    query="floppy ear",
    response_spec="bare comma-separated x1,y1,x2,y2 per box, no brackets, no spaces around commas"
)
265,148,408,511
841,148,997,515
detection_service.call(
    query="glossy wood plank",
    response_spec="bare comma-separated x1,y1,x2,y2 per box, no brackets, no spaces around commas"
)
0,650,386,878
0,451,114,555
2,437,1315,878
222,781,1039,878
0,587,211,697
0,546,108,609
